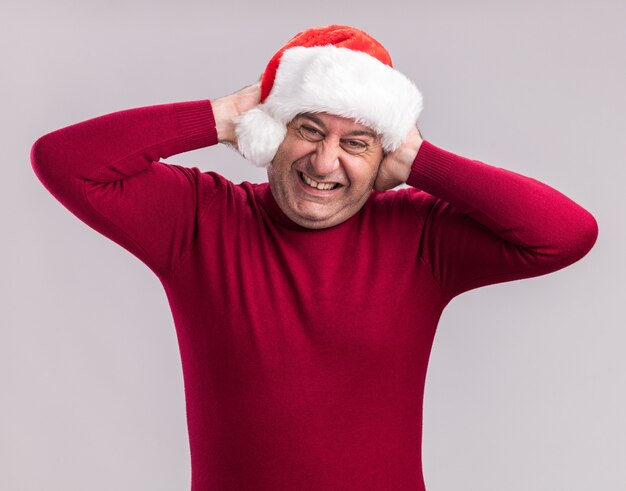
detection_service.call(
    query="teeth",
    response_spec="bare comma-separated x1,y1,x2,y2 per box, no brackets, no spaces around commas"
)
301,172,338,190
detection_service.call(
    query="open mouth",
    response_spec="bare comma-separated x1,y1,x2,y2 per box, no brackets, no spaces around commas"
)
299,172,342,191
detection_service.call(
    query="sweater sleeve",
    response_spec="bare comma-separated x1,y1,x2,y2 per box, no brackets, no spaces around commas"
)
407,140,599,302
30,99,222,279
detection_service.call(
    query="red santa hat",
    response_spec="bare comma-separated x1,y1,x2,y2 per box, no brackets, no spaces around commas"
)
234,24,424,167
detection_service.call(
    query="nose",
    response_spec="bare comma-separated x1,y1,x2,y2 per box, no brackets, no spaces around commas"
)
309,138,341,177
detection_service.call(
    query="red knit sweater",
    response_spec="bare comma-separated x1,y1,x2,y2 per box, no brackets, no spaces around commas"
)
30,99,598,490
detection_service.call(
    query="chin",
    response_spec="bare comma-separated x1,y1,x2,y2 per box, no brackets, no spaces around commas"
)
289,206,349,229
295,218,339,230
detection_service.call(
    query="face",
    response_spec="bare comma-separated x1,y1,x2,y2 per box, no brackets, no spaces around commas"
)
267,112,385,229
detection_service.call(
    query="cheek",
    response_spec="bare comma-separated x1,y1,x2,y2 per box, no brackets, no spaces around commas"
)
348,158,382,189
275,138,310,161
271,144,305,177
269,146,292,178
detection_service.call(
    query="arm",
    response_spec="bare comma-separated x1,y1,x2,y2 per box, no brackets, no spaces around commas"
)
30,82,261,279
375,128,599,302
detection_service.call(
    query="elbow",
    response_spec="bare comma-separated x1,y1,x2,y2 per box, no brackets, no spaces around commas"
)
31,131,69,189
30,132,69,197
30,135,48,186
30,133,53,183
578,210,599,258
559,208,599,266
533,207,599,274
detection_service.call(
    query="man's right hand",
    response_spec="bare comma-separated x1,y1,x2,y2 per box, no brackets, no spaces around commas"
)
211,80,262,147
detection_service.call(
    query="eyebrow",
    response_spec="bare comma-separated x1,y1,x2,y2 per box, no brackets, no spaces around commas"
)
297,113,379,139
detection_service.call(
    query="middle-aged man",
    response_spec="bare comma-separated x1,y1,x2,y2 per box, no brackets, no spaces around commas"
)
31,24,598,491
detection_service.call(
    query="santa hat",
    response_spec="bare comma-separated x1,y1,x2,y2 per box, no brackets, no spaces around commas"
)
234,24,424,167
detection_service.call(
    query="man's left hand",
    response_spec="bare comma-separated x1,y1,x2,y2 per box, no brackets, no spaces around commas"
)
373,126,424,192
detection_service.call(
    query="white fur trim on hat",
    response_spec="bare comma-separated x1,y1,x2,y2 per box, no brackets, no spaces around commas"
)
234,107,286,167
235,45,423,167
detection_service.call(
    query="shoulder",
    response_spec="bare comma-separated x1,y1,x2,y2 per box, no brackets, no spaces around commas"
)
195,170,271,216
159,166,259,215
367,186,437,220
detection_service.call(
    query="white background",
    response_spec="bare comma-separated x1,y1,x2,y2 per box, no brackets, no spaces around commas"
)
3,0,624,489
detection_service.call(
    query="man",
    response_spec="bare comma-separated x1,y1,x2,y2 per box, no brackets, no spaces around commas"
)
31,25,598,491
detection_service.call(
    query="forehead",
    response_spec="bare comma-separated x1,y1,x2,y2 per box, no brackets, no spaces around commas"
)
294,112,379,139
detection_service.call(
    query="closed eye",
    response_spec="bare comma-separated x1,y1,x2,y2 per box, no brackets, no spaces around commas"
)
301,125,324,138
343,139,367,149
